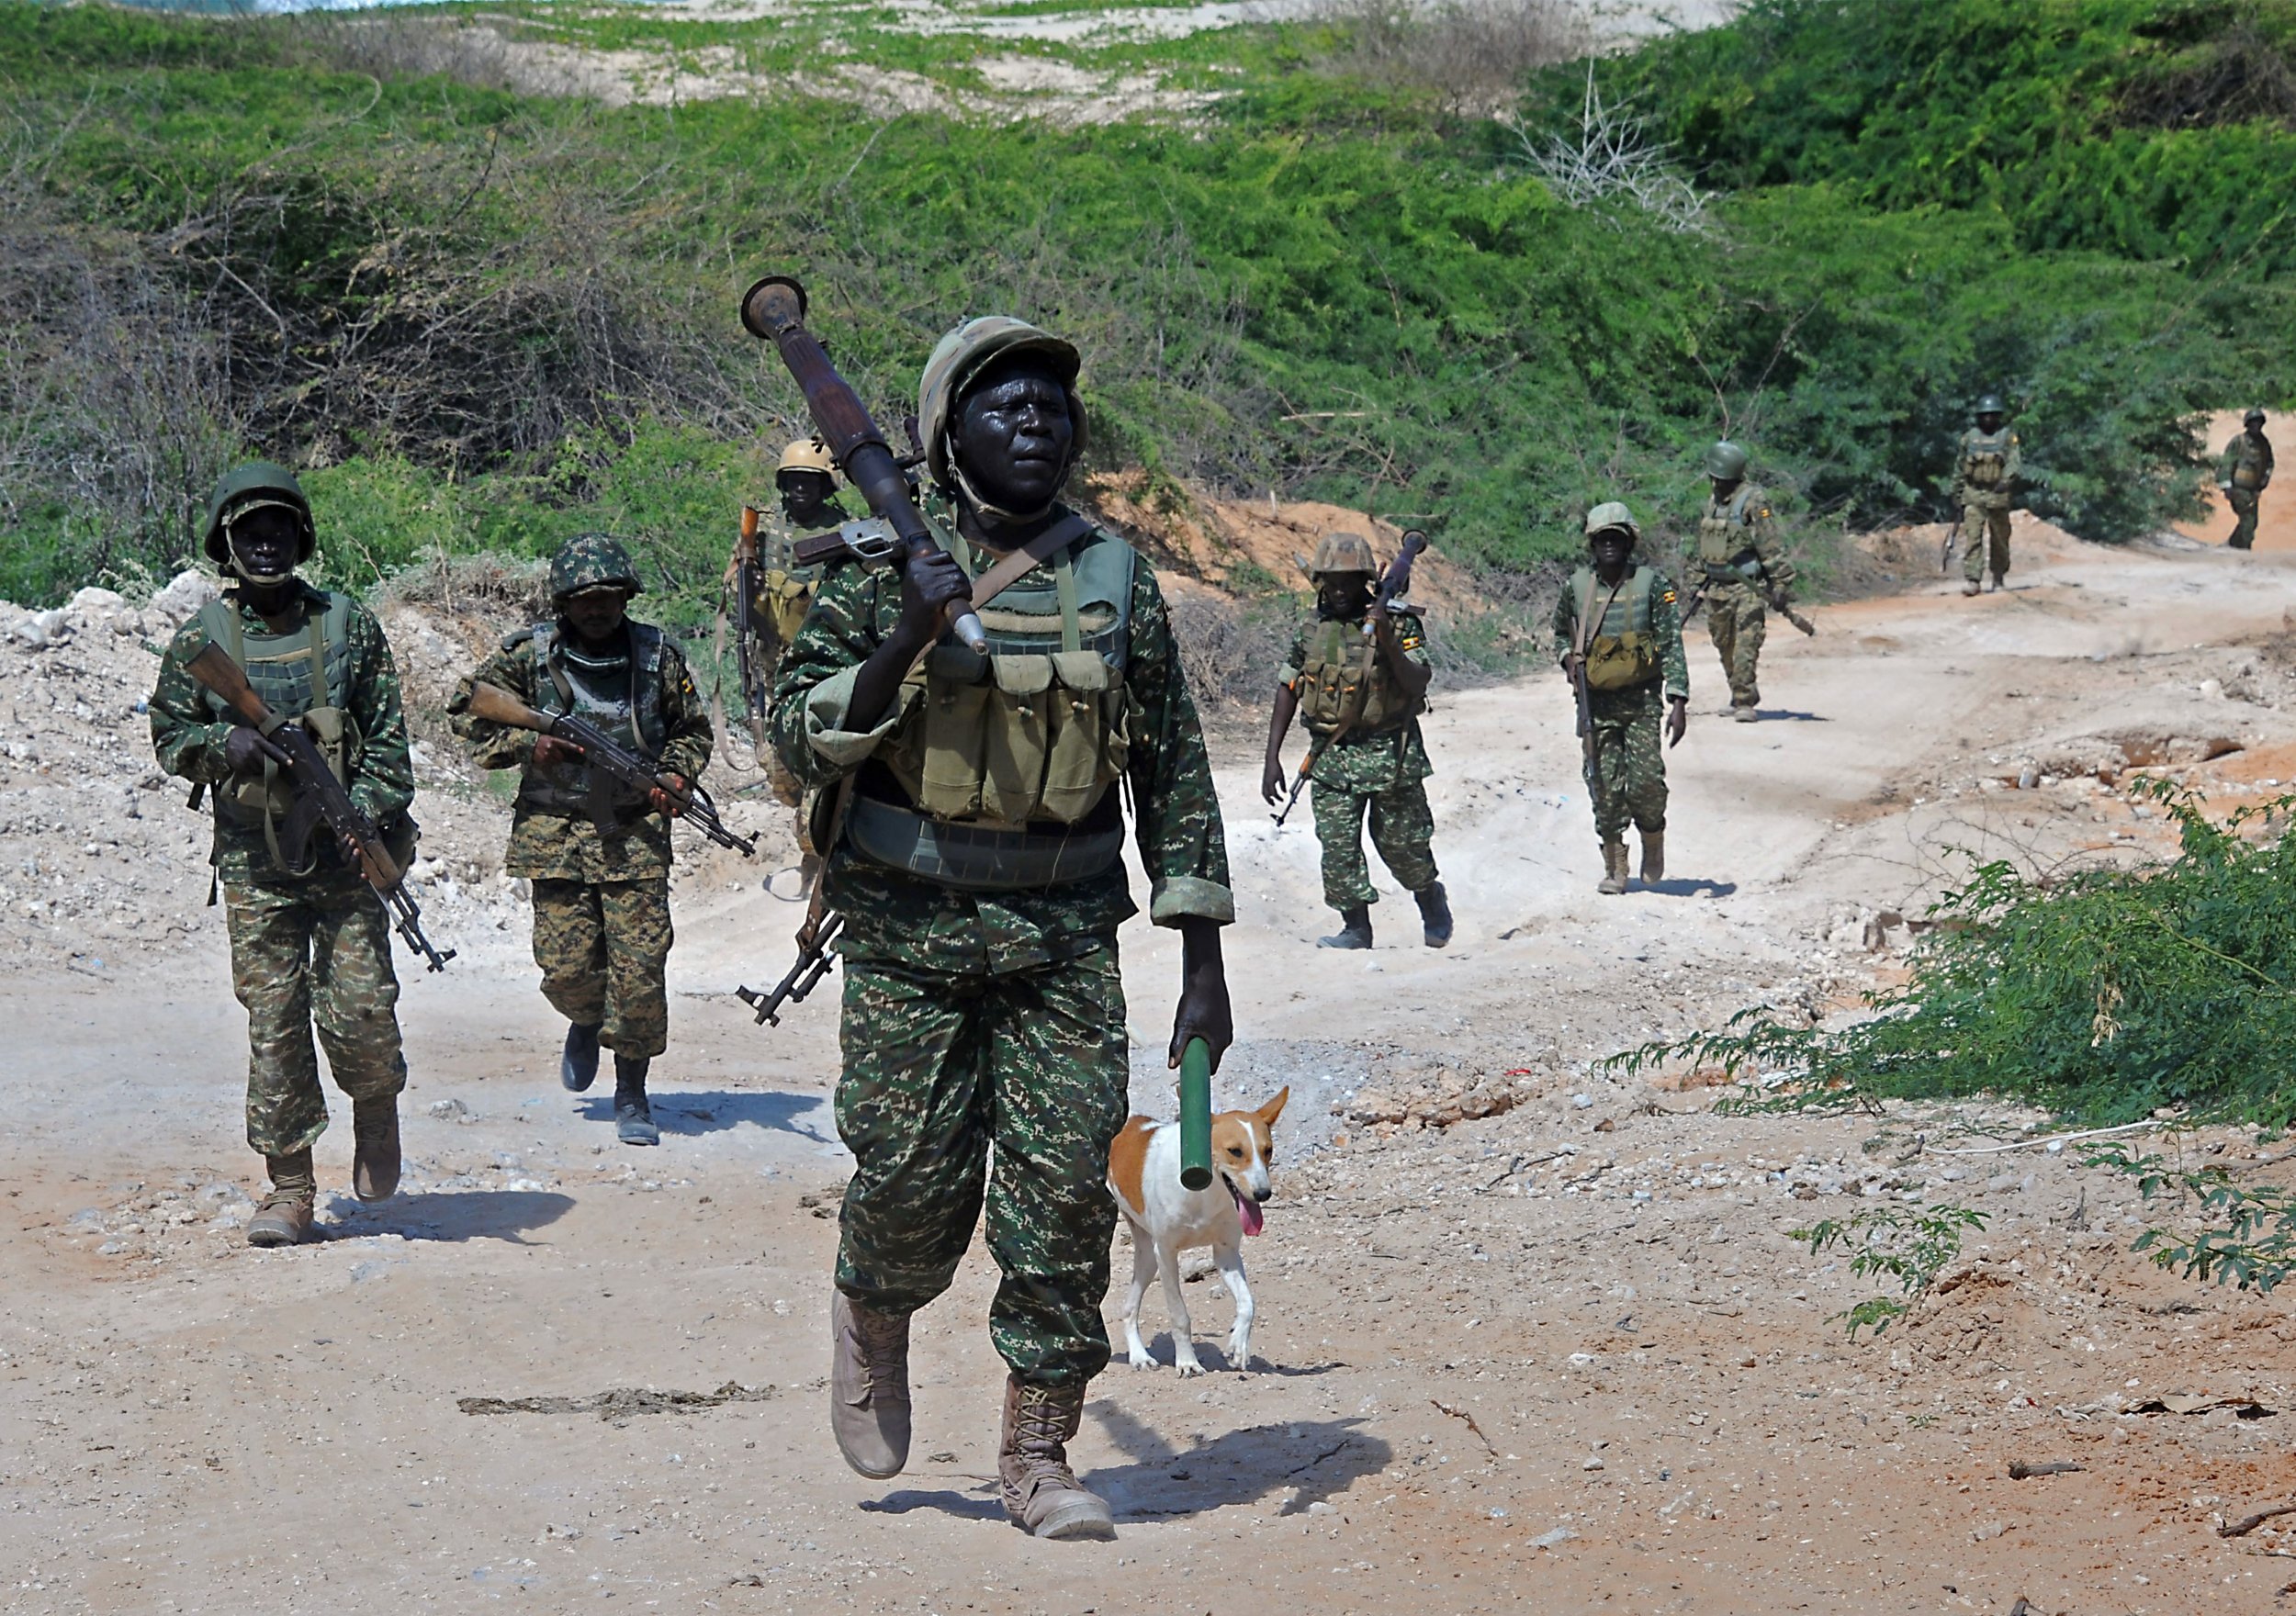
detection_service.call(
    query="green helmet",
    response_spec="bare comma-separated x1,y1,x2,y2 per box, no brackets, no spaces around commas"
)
1704,440,1749,481
1975,394,2006,418
2246,408,2268,428
1310,531,1379,577
549,533,644,601
917,315,1087,496
1584,500,1639,539
201,461,314,567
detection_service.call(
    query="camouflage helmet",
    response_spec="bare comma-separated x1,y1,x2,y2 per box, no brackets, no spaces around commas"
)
2246,408,2268,428
917,316,1087,494
200,461,314,567
1584,500,1639,540
549,533,644,601
1704,440,1749,481
776,437,837,478
1310,531,1379,577
1975,394,2007,418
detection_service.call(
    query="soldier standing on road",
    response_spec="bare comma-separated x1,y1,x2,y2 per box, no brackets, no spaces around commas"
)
1258,532,1451,950
1689,440,1793,723
148,463,416,1247
447,535,715,1148
2220,410,2275,552
770,316,1233,1542
1556,502,1689,895
1953,395,2023,595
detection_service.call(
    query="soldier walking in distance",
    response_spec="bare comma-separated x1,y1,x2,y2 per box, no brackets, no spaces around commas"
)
1689,440,1793,722
148,463,416,1246
2220,410,2274,552
1259,532,1450,950
770,316,1233,1542
1953,395,2022,595
1555,502,1689,894
448,535,715,1148
736,438,857,796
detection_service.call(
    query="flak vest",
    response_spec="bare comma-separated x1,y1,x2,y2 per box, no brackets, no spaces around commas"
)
194,592,362,875
1697,486,1764,580
1294,617,1423,737
2231,439,2270,490
510,621,670,823
845,528,1137,892
1962,428,2016,494
1570,566,1664,691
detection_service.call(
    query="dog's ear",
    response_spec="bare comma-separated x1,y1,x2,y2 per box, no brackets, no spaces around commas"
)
1256,1086,1289,1125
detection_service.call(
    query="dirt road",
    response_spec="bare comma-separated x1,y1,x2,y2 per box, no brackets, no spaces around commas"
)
5,524,2295,1614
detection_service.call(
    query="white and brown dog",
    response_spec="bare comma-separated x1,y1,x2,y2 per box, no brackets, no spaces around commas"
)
1107,1088,1288,1376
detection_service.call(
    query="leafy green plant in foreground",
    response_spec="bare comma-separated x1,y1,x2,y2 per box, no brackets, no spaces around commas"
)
2089,1141,2296,1296
1792,1204,1988,1339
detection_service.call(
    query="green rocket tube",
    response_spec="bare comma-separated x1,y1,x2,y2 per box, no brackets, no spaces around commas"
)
1178,1038,1213,1191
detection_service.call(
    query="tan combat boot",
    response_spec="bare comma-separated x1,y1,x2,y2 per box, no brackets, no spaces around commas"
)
353,1098,400,1203
998,1376,1115,1541
829,1292,912,1479
1597,841,1629,895
1639,831,1664,886
247,1150,316,1248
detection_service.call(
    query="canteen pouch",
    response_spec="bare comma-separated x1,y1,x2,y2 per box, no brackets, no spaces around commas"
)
1582,633,1658,691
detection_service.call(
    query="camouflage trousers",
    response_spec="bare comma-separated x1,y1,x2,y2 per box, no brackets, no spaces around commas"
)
531,877,672,1059
222,872,407,1158
1704,580,1766,709
1961,503,2012,581
2228,488,2261,551
834,946,1130,1387
1581,683,1669,841
1311,778,1439,910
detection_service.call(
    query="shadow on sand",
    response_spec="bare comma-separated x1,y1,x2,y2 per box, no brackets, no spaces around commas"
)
579,1089,837,1144
324,1188,575,1245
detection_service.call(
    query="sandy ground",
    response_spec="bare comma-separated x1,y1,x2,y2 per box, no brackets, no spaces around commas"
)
5,522,2296,1613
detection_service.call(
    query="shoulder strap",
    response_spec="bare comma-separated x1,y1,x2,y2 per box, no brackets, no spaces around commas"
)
968,510,1097,611
197,598,243,668
1729,486,1757,525
306,594,331,709
532,623,576,713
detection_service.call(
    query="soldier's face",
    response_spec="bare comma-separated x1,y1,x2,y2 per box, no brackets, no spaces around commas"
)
1976,412,2004,432
1709,476,1739,499
779,470,836,522
562,587,630,645
952,357,1075,516
1318,572,1373,616
226,507,301,582
1590,531,1633,573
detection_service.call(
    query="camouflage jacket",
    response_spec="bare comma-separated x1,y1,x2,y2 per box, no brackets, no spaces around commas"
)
1550,565,1691,705
768,524,1232,977
1953,427,2023,510
2220,432,2274,491
1280,609,1435,792
448,619,715,882
148,582,415,884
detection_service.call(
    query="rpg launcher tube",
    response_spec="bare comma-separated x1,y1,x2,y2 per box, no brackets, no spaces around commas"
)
1178,1037,1214,1192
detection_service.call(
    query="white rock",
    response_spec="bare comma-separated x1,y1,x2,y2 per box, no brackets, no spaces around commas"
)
148,570,220,624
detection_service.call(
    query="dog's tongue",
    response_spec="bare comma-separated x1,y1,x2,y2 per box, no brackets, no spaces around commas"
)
1233,1186,1265,1238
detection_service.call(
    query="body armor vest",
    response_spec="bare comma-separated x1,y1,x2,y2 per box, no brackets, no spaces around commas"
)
197,592,361,870
850,527,1136,891
2231,439,2270,490
1570,566,1664,690
513,621,670,821
1697,485,1761,574
1296,617,1422,738
1963,427,2014,490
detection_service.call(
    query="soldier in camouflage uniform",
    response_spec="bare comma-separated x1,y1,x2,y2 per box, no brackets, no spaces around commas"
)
1953,396,2022,595
2219,410,2274,552
770,316,1233,1542
1259,532,1450,950
448,534,714,1148
1688,441,1793,721
148,462,416,1247
1555,502,1690,894
731,438,859,807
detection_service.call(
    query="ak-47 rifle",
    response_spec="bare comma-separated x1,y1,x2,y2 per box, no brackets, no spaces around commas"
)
1272,529,1431,828
735,905,842,1027
739,275,988,655
463,681,758,858
1763,579,1818,637
184,644,456,972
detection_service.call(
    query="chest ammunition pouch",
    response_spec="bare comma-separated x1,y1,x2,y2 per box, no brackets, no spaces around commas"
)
512,621,670,827
1697,486,1765,581
1296,618,1420,738
1577,567,1661,691
1964,432,2012,491
850,515,1136,891
2234,459,2266,490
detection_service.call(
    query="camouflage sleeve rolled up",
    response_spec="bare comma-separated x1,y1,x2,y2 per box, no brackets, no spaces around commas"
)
1652,572,1690,702
149,618,237,786
446,642,542,771
1122,557,1232,927
341,603,415,825
653,638,715,784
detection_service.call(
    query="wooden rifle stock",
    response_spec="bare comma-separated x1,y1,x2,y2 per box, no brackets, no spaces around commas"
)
739,275,989,654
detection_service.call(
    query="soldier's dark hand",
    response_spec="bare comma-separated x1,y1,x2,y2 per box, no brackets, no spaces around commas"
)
1260,755,1289,806
1169,917,1234,1074
1561,653,1583,681
222,725,268,777
533,735,584,769
894,549,974,652
649,772,690,818
1665,696,1688,749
